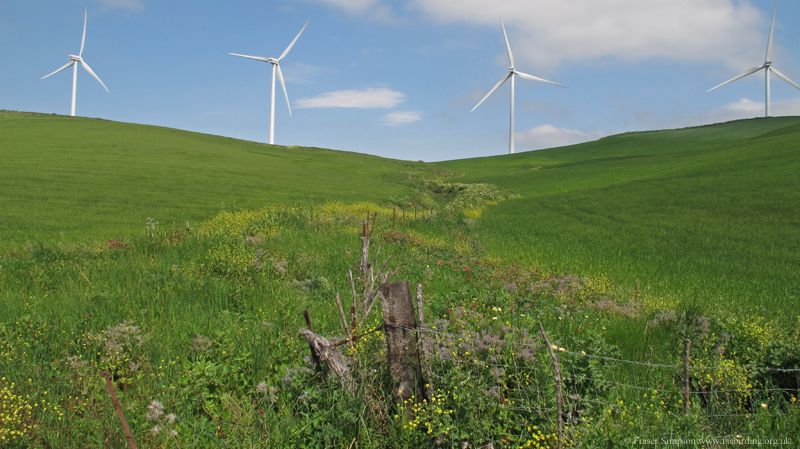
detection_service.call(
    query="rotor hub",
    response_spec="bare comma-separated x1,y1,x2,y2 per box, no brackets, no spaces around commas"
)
68,55,82,62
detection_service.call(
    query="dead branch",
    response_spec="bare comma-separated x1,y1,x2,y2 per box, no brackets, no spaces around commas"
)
299,328,354,392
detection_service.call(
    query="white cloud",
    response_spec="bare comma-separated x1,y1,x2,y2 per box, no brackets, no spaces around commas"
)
281,63,325,85
381,111,421,125
295,88,405,108
94,0,144,12
309,0,396,22
703,97,800,123
320,1,766,70
516,124,606,150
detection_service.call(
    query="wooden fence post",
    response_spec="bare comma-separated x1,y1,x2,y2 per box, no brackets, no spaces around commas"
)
380,281,423,404
683,339,692,416
538,322,563,449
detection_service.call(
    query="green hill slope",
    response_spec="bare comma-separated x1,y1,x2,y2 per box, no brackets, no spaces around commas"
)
0,111,440,248
439,117,800,321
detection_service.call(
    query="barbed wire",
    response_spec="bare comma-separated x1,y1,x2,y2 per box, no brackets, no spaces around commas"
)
378,324,800,373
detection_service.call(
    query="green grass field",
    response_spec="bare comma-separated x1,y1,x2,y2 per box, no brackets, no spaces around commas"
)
1,111,798,447
439,117,800,323
0,110,442,249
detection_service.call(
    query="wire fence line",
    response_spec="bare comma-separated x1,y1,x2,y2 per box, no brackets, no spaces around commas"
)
326,322,800,373
392,324,800,374
304,299,797,446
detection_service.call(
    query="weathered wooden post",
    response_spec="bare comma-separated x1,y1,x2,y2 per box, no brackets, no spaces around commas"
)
299,329,354,392
380,281,423,404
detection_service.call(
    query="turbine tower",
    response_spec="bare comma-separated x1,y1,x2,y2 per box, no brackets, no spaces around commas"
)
707,4,800,117
472,18,566,154
230,20,309,145
41,9,109,116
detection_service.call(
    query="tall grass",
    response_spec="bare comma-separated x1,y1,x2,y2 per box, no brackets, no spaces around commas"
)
1,201,797,447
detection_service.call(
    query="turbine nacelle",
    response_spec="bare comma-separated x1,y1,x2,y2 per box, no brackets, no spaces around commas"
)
68,55,82,62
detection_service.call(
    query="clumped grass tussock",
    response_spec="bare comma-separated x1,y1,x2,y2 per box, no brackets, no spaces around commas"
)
1,199,798,447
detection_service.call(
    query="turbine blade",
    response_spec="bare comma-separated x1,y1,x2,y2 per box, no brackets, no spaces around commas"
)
80,8,87,57
707,66,763,92
81,60,109,92
276,64,292,116
471,73,512,112
41,61,75,79
500,18,514,68
279,19,309,61
229,53,272,63
766,4,776,63
515,70,567,87
769,67,800,90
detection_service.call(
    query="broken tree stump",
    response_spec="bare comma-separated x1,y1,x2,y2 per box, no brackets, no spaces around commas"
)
299,328,354,392
380,280,423,403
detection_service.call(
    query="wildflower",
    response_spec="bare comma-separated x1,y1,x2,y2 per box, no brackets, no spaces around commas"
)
257,382,268,393
164,413,176,423
761,403,767,409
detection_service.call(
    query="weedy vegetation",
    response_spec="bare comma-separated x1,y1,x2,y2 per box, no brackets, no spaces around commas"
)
0,113,799,447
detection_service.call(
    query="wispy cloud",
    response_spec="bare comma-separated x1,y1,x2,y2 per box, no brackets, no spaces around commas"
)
516,124,606,150
295,88,405,109
94,0,144,12
381,111,421,125
309,0,397,22
281,63,325,85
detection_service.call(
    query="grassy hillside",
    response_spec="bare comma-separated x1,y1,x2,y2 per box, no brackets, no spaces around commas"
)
0,110,442,249
1,112,798,447
439,117,800,322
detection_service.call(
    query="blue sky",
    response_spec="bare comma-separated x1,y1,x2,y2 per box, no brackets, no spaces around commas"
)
3,0,800,161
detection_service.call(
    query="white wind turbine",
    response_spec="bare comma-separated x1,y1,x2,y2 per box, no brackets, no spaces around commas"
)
41,9,109,117
707,4,800,117
230,19,309,145
472,18,566,154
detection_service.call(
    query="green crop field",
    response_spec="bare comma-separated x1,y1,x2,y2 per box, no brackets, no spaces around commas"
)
0,110,442,249
440,117,800,324
1,111,798,447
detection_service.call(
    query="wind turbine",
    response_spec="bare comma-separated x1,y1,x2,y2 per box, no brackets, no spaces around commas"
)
707,4,800,117
230,19,309,145
472,18,566,154
41,9,109,117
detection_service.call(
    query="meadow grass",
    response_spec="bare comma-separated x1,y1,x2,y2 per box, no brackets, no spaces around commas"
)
439,117,800,325
1,202,796,447
0,110,445,250
1,113,799,446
